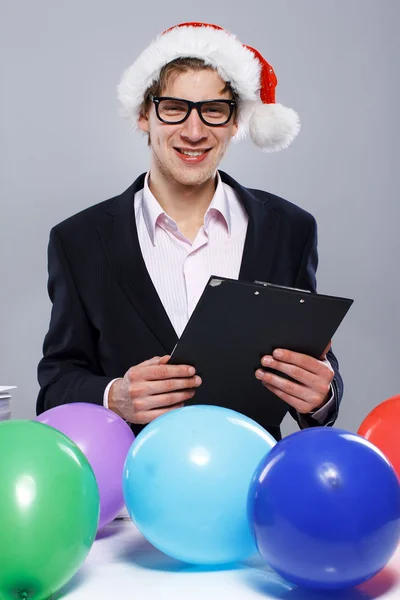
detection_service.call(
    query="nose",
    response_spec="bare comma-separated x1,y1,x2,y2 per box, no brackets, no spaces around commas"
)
180,108,208,142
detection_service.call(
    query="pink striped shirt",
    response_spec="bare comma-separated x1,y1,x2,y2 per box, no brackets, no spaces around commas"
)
136,171,248,337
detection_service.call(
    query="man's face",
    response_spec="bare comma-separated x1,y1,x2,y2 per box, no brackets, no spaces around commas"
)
138,68,238,187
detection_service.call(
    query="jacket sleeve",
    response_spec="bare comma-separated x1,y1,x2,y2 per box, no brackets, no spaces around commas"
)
289,216,343,428
36,227,113,415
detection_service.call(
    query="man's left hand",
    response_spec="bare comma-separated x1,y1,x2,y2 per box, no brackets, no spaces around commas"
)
255,345,334,414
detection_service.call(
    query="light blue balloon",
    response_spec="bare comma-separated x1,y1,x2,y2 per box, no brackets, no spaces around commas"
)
123,405,276,565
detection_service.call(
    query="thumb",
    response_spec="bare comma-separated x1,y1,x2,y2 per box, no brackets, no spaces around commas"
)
140,356,162,366
320,340,332,360
158,355,171,365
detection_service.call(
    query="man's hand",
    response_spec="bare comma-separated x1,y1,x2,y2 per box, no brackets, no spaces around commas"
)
255,342,334,414
108,355,201,424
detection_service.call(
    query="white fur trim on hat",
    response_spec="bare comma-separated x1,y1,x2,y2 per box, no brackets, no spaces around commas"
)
117,24,300,151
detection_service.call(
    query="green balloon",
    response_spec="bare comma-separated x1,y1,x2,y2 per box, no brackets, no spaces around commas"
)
0,420,100,600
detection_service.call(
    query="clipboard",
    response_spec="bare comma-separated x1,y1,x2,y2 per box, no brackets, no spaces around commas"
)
169,276,353,427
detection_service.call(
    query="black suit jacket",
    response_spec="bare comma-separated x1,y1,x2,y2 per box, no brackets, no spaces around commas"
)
37,171,342,440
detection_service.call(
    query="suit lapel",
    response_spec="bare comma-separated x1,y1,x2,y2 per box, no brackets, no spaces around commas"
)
97,174,178,353
219,171,281,284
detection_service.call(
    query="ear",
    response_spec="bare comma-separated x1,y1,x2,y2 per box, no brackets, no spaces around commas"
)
231,119,238,138
137,111,150,133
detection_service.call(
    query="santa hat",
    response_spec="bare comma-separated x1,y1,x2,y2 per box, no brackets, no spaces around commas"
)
117,22,300,152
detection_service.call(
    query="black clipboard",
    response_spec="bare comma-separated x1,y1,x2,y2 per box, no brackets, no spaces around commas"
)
169,276,353,427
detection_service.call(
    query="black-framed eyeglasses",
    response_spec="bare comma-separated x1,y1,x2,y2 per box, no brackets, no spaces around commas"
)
150,95,236,126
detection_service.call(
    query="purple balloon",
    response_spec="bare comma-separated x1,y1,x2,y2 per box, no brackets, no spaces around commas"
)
36,403,135,530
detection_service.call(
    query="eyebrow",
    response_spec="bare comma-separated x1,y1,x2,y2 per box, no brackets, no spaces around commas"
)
159,93,234,101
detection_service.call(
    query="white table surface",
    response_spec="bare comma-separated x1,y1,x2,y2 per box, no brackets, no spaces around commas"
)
59,518,400,600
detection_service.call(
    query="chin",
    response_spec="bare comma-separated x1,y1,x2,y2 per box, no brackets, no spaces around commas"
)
168,163,218,187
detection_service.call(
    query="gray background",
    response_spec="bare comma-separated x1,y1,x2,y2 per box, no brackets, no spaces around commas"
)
1,0,398,436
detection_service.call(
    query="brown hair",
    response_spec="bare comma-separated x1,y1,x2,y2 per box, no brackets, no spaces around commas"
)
139,57,239,118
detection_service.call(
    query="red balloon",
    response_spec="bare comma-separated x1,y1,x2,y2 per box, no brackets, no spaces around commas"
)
358,394,400,479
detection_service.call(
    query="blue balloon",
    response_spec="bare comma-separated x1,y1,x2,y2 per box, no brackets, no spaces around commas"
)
248,427,400,590
123,405,276,564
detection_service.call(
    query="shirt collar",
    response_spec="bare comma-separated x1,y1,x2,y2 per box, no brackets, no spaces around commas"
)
204,171,231,236
141,171,231,245
141,172,165,245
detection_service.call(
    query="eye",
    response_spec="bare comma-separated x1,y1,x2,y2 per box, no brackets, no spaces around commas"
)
203,107,223,116
202,102,230,119
159,101,187,115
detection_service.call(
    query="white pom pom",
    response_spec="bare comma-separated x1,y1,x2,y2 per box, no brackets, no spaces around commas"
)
249,103,301,152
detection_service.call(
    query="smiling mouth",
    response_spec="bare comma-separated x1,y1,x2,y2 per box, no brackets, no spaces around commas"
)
175,148,211,157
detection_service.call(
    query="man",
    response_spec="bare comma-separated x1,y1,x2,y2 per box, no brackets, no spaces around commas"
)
37,22,340,441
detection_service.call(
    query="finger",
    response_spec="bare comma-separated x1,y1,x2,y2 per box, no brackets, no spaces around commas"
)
268,349,329,376
143,364,197,381
138,388,196,410
142,376,202,398
139,356,162,367
138,355,171,368
259,357,333,392
263,382,310,414
158,355,171,364
256,369,321,405
142,403,186,424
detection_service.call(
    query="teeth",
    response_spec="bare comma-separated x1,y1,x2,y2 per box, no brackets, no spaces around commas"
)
180,150,206,157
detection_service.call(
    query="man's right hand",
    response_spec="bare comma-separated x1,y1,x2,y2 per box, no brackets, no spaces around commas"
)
108,355,201,424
